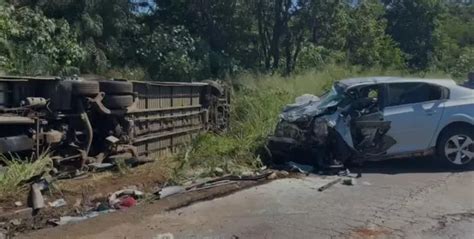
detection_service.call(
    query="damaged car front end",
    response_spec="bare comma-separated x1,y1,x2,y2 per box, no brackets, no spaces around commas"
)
268,81,396,168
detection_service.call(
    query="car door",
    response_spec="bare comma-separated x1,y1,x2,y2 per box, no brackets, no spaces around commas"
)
382,82,447,154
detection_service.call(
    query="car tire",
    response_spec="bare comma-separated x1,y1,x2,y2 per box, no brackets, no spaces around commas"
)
103,95,134,109
436,126,474,168
72,81,100,96
99,81,133,95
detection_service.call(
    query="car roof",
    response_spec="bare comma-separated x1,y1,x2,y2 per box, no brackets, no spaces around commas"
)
338,76,457,89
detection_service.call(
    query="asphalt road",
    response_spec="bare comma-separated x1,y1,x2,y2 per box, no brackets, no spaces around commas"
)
22,157,474,239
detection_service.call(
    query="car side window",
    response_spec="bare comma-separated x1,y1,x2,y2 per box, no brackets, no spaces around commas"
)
386,83,443,107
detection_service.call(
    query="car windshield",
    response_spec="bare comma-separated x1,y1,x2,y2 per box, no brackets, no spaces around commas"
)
317,84,346,109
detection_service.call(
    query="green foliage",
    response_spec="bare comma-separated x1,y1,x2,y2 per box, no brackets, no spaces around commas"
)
0,0,471,79
0,153,52,198
450,47,474,78
137,25,202,81
385,0,446,70
348,0,405,69
0,5,84,75
295,45,344,72
309,0,350,51
432,3,474,77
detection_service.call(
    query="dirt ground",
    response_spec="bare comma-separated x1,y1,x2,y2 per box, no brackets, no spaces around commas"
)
0,162,172,236
13,156,474,239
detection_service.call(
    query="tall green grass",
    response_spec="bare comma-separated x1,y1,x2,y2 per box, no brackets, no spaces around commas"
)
0,153,52,199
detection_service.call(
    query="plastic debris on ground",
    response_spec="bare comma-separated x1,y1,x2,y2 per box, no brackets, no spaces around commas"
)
157,186,186,199
286,161,314,174
48,210,116,226
116,196,137,209
88,163,115,171
48,198,67,208
108,189,144,209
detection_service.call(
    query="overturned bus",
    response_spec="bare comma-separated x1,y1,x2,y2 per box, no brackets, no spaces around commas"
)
0,75,229,170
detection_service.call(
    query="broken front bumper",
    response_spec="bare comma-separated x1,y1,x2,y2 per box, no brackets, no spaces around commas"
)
267,136,304,157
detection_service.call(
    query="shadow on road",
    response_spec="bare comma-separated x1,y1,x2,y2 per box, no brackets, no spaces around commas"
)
355,156,474,175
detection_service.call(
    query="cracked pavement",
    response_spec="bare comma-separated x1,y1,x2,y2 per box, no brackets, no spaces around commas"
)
22,157,474,239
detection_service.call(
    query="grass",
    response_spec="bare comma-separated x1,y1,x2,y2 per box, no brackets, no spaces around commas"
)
0,152,52,200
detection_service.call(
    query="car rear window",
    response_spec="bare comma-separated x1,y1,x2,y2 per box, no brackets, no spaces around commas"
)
386,83,443,107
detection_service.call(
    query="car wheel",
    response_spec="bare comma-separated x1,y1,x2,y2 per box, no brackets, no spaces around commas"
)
99,81,133,95
437,126,474,167
103,95,134,109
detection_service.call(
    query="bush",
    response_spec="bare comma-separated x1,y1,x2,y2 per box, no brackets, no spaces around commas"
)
295,45,345,72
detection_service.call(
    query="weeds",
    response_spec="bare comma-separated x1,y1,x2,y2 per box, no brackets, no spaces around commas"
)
0,152,52,199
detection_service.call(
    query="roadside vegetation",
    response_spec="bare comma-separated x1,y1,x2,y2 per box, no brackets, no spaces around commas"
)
0,153,52,201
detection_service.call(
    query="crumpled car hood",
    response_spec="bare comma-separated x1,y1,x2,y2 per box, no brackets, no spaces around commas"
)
280,94,332,122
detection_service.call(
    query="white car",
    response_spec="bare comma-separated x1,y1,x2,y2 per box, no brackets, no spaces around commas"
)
268,77,474,168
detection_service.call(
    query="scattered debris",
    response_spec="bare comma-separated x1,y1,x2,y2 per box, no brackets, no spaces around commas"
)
48,198,67,208
287,162,314,174
48,209,117,226
88,163,115,171
158,186,186,199
9,219,21,226
116,196,137,209
318,178,342,192
108,189,144,209
278,171,290,178
342,178,356,186
29,181,48,210
214,167,225,176
267,172,278,180
73,198,82,208
14,201,22,207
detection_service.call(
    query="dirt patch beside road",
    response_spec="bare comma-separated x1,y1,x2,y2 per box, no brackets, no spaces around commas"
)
17,178,271,239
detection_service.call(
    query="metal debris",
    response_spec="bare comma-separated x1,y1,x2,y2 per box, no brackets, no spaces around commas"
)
318,178,342,192
287,161,314,174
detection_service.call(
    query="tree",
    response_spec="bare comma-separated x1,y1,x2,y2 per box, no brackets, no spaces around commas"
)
347,0,404,68
309,0,350,51
0,5,84,75
384,0,446,70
